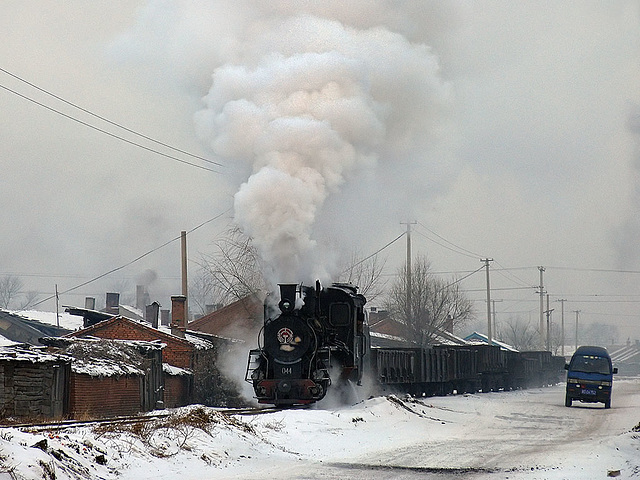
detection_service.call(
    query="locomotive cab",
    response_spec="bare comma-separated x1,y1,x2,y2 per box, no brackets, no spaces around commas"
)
246,281,367,406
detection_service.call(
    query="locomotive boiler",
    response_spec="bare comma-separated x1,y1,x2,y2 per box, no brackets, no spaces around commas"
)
245,282,368,405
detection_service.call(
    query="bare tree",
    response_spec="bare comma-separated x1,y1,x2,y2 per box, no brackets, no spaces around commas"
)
337,250,387,303
198,226,266,305
384,255,474,346
497,316,539,351
189,266,233,318
0,275,23,309
19,290,40,310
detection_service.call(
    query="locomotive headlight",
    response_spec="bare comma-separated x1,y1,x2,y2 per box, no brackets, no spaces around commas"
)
279,298,295,313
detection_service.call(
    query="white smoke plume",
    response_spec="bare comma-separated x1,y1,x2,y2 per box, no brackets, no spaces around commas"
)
114,1,453,286
193,6,450,285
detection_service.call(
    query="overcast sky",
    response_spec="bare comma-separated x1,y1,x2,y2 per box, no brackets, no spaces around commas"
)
1,1,639,341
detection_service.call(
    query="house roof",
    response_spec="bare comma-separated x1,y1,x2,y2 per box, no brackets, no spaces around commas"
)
188,294,263,341
40,336,161,377
0,343,69,364
0,309,72,345
463,332,519,352
66,315,215,350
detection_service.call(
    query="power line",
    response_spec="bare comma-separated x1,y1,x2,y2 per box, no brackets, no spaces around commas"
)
0,82,221,173
546,266,640,274
28,208,231,308
342,232,406,274
0,66,223,168
414,222,484,259
492,260,535,288
443,264,486,288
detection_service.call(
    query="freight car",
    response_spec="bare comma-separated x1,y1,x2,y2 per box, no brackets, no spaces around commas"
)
245,282,565,406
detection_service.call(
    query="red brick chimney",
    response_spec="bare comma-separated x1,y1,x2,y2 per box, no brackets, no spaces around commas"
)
171,295,187,338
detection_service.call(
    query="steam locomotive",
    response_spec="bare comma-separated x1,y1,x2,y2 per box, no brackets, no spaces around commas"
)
245,282,565,406
246,282,367,405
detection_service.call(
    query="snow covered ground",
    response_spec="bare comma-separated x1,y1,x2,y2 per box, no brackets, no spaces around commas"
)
1,379,638,480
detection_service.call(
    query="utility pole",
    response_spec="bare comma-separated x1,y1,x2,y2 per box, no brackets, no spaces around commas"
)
573,310,580,351
537,266,545,348
181,230,188,321
544,294,554,352
55,284,60,328
491,299,503,340
401,221,416,322
557,299,567,357
481,258,493,344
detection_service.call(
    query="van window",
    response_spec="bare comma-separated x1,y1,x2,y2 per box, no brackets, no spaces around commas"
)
570,355,610,375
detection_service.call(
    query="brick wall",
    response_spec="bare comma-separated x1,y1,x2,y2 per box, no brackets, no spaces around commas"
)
164,375,191,408
69,373,141,418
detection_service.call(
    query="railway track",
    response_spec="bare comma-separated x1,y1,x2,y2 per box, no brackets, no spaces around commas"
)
3,405,305,433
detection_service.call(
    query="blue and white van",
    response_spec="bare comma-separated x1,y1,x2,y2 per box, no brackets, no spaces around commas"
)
564,345,617,408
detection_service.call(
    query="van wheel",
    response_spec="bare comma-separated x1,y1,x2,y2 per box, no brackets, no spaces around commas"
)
565,394,572,407
604,399,611,409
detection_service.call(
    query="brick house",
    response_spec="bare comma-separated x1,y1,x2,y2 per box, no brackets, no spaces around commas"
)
40,337,164,418
65,314,240,407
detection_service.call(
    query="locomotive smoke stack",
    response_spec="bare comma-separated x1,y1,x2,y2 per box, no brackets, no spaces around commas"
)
278,284,298,313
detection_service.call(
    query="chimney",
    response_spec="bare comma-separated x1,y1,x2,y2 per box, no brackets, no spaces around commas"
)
85,297,96,310
105,292,120,315
136,285,147,311
171,295,187,338
146,302,160,329
160,309,170,326
445,315,454,334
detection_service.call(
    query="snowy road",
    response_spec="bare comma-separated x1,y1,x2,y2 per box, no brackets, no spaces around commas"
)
227,378,640,480
371,380,639,472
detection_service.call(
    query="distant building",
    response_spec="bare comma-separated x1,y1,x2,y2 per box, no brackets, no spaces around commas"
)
188,294,263,345
464,332,519,352
0,310,72,345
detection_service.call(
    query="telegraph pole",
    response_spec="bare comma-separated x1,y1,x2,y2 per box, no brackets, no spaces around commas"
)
573,310,580,351
181,230,188,320
401,221,416,322
55,284,60,328
537,266,545,347
557,299,567,357
544,294,554,352
481,258,493,344
492,299,503,340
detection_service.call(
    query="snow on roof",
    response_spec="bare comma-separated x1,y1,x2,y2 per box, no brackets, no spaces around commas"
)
8,309,84,331
41,337,162,378
464,331,519,352
0,335,18,347
163,363,192,376
0,344,67,364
